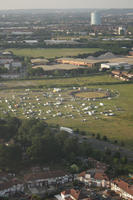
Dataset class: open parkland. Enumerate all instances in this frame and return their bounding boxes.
[0,74,133,149]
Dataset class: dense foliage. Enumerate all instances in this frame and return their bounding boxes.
[0,117,132,176]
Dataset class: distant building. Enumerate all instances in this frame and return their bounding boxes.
[100,62,132,71]
[56,58,94,68]
[118,26,126,35]
[91,12,101,25]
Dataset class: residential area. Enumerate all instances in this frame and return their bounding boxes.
[0,157,133,200]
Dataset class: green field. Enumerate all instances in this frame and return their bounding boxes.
[7,48,102,58]
[75,91,107,99]
[0,75,133,148]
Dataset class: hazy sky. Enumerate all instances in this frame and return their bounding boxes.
[1,0,133,9]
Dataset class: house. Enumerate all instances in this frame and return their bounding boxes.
[61,189,80,200]
[55,188,91,200]
[77,171,91,186]
[0,178,24,197]
[111,70,121,77]
[77,170,109,188]
[88,157,108,171]
[111,179,133,200]
[122,72,133,80]
[24,170,72,189]
[111,70,133,81]
[94,172,110,188]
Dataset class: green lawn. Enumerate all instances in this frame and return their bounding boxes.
[0,75,133,148]
[7,48,102,58]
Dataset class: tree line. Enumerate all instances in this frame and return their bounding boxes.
[0,116,132,177]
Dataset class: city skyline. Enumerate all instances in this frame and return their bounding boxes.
[0,0,133,10]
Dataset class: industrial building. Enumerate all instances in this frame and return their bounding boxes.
[100,62,132,71]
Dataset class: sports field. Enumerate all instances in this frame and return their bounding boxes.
[6,48,102,58]
[0,75,133,148]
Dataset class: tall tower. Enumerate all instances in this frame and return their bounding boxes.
[91,12,101,25]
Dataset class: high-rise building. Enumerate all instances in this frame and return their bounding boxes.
[91,12,101,25]
[118,26,126,35]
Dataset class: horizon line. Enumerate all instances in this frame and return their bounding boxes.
[0,8,133,11]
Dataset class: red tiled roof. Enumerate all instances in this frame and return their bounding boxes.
[24,170,67,182]
[62,190,70,195]
[94,172,109,181]
[61,189,80,200]
[112,179,133,196]
[65,197,73,200]
[70,189,80,200]
[78,171,86,178]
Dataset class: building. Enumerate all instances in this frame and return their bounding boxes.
[88,157,108,171]
[118,26,126,35]
[24,170,72,189]
[0,58,13,65]
[100,62,132,71]
[55,188,91,200]
[111,179,133,200]
[112,70,133,81]
[0,176,24,197]
[11,61,22,68]
[90,12,101,26]
[77,170,110,188]
[44,40,78,45]
[56,58,93,68]
[129,51,133,56]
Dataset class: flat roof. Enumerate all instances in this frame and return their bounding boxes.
[57,56,133,65]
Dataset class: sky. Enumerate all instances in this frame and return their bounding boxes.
[0,0,133,10]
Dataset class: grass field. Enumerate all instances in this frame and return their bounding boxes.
[75,91,107,99]
[0,75,133,148]
[6,48,102,58]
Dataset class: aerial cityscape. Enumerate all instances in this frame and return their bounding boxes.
[0,1,133,200]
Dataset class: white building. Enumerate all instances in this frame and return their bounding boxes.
[77,171,110,188]
[118,26,126,35]
[11,61,22,68]
[100,62,132,71]
[24,170,72,190]
[100,63,120,70]
[91,12,101,25]
[0,180,24,197]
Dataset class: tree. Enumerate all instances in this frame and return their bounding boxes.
[96,133,101,140]
[0,144,22,171]
[120,156,127,164]
[103,135,108,141]
[70,164,79,174]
